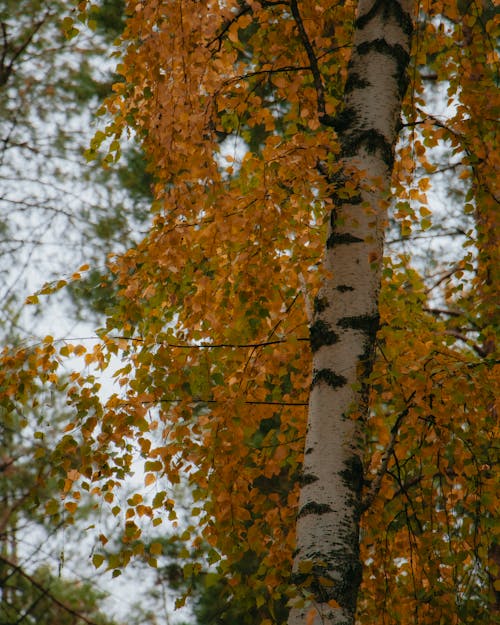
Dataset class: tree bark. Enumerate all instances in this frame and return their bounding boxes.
[289,2,415,624]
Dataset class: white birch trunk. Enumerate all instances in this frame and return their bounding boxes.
[289,2,415,624]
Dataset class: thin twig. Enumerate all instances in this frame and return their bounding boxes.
[441,330,488,358]
[0,555,102,625]
[222,64,312,86]
[205,3,252,50]
[158,398,308,407]
[424,307,464,318]
[112,335,309,349]
[361,392,416,513]
[290,0,334,125]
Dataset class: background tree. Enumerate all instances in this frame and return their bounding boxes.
[0,1,156,622]
[0,0,152,332]
[1,1,498,625]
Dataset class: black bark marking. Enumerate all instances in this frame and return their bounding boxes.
[311,368,347,389]
[290,561,335,604]
[329,206,338,227]
[298,501,332,518]
[318,113,337,127]
[338,314,380,375]
[336,284,354,293]
[344,71,370,94]
[364,129,394,167]
[356,39,410,91]
[299,473,319,486]
[340,455,365,499]
[336,560,363,615]
[342,128,394,168]
[296,548,361,617]
[337,313,380,336]
[356,0,413,37]
[331,107,356,133]
[326,232,364,249]
[313,295,329,314]
[310,320,339,352]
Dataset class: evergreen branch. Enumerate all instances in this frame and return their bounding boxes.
[0,555,102,625]
[0,14,48,87]
[0,22,8,76]
[10,16,48,65]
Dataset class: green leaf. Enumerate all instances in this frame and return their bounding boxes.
[92,554,105,569]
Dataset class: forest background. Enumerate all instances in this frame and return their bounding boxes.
[0,1,498,625]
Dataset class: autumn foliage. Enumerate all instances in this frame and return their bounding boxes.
[1,1,499,624]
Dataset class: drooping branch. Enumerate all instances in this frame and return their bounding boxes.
[205,3,252,50]
[289,0,334,126]
[361,391,415,512]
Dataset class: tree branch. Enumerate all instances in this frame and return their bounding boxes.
[424,306,464,318]
[361,392,416,513]
[0,555,103,625]
[111,335,309,349]
[441,329,488,358]
[289,0,334,125]
[158,397,308,407]
[205,3,252,50]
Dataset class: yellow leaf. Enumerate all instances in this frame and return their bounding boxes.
[150,542,163,556]
[45,499,59,515]
[145,473,156,486]
[419,205,432,217]
[64,501,78,514]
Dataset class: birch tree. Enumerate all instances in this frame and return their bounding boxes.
[289,3,415,624]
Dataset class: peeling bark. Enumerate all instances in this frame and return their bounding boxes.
[289,2,415,624]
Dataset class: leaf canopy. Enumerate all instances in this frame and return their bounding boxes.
[2,1,499,623]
